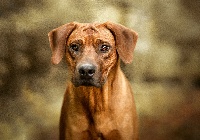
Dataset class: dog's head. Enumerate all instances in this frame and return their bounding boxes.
[48,22,138,87]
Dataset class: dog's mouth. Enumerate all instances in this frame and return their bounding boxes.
[72,76,106,88]
[73,79,101,88]
[79,79,96,86]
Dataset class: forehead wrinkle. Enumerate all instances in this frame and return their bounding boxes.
[82,24,99,35]
[68,24,115,46]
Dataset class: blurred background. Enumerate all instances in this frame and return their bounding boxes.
[0,0,200,139]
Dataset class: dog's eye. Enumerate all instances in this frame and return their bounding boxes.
[99,45,110,53]
[70,44,79,52]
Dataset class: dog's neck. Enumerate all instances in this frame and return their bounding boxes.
[68,61,122,114]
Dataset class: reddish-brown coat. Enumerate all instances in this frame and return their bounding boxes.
[48,22,138,140]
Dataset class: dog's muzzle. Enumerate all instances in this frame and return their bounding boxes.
[73,63,101,87]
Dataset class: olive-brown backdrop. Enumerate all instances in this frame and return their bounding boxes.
[0,0,200,139]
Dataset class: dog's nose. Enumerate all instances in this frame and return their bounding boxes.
[78,64,96,78]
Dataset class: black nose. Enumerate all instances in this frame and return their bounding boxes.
[78,64,96,79]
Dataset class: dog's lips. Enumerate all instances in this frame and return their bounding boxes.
[83,80,100,87]
[73,78,104,88]
[79,79,95,86]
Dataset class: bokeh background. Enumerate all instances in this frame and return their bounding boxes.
[0,0,200,139]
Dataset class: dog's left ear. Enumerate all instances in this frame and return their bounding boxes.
[48,22,77,64]
[104,22,138,64]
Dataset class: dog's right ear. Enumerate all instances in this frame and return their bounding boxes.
[48,22,77,64]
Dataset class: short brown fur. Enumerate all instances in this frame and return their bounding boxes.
[48,21,138,140]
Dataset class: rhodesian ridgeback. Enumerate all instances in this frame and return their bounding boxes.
[48,21,138,140]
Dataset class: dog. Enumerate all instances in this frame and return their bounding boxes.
[48,21,138,140]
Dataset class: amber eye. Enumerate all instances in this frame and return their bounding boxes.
[70,44,80,52]
[99,44,110,53]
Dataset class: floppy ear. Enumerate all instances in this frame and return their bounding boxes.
[48,22,77,64]
[104,21,138,64]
